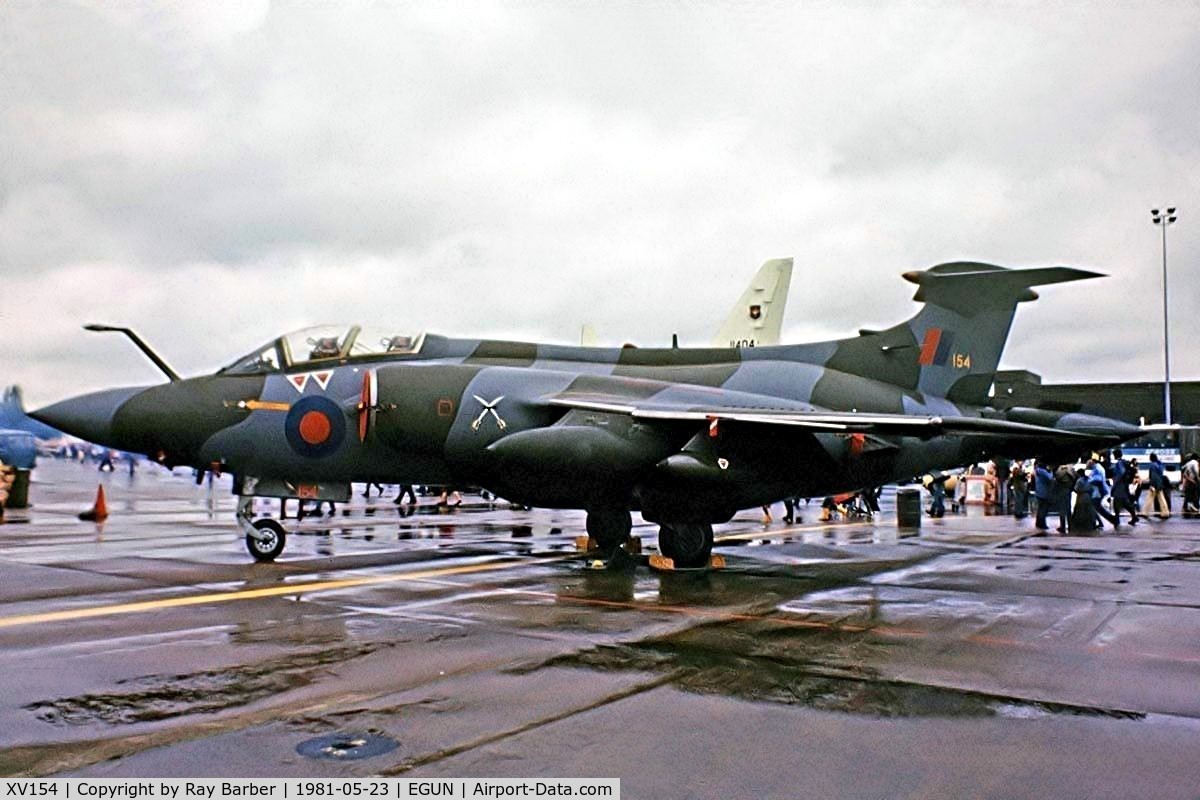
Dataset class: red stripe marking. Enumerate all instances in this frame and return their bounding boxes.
[359,370,371,442]
[918,328,942,366]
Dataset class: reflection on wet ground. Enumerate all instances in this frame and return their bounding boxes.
[540,626,1146,722]
[3,461,1200,796]
[27,643,383,726]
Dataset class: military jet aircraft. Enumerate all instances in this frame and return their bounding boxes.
[33,262,1142,566]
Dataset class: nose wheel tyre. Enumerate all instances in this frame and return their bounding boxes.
[657,523,714,569]
[246,518,287,562]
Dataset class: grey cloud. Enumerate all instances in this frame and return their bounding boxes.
[2,1,1198,406]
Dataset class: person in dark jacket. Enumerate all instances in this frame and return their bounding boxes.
[929,479,946,518]
[1145,453,1170,519]
[1087,458,1120,530]
[1009,461,1030,519]
[1052,464,1074,533]
[1110,449,1140,526]
[1071,469,1098,533]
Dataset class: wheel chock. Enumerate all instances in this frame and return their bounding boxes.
[648,553,726,572]
[587,559,608,570]
[648,554,675,571]
[577,536,641,555]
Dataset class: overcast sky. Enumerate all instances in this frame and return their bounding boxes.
[2,0,1198,408]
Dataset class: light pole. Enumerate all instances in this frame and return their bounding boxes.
[1150,207,1177,424]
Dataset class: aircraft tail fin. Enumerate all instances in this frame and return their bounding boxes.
[823,262,1102,405]
[0,385,25,423]
[580,324,598,347]
[0,384,65,440]
[712,257,793,348]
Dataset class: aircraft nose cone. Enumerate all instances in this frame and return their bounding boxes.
[30,386,147,447]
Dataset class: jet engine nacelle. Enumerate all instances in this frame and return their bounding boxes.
[481,412,678,508]
[487,424,651,475]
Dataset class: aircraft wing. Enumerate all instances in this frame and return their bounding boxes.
[548,396,1097,440]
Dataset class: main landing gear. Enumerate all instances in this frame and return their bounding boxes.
[656,522,714,569]
[585,507,633,554]
[585,507,716,569]
[237,496,287,562]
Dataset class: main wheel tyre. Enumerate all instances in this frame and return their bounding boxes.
[586,507,632,553]
[657,523,714,569]
[246,518,287,562]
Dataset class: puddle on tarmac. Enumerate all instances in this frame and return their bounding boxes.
[25,643,384,726]
[536,626,1146,722]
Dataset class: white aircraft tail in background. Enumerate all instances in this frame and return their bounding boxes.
[581,258,795,347]
[711,257,793,348]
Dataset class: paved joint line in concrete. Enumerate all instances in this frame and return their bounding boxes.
[381,673,677,775]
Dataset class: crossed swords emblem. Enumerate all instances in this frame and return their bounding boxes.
[470,395,507,431]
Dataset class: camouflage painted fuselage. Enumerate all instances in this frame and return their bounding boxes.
[35,262,1139,524]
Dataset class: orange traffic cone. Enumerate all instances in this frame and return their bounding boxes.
[79,484,108,522]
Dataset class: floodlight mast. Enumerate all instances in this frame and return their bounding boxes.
[1149,207,1177,425]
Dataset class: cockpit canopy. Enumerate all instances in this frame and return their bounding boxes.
[219,325,425,375]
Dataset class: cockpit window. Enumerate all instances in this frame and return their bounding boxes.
[308,336,341,359]
[347,327,426,358]
[282,325,359,367]
[218,325,426,375]
[219,342,282,375]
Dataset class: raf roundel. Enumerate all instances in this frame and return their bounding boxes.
[284,396,346,458]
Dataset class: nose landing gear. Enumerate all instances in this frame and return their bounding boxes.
[246,518,287,561]
[237,496,288,562]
